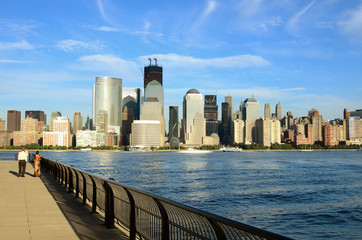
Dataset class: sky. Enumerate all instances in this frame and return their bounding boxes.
[0,0,361,126]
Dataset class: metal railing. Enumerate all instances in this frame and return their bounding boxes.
[41,157,293,240]
[0,152,17,161]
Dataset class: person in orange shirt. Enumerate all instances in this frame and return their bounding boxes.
[33,151,41,177]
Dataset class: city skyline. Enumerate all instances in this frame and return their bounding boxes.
[1,0,361,122]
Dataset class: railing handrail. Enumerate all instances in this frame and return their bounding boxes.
[41,156,293,240]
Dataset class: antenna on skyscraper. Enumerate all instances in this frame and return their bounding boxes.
[148,57,151,66]
[154,57,157,66]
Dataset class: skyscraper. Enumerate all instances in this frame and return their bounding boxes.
[225,96,234,119]
[7,110,21,132]
[122,88,141,145]
[241,97,260,121]
[25,110,46,124]
[204,95,218,136]
[276,103,282,120]
[93,77,122,134]
[181,89,205,145]
[169,106,179,139]
[144,80,164,114]
[144,58,162,88]
[49,111,61,131]
[221,102,230,144]
[73,112,83,135]
[264,103,271,119]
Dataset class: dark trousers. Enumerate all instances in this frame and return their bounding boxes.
[18,160,26,177]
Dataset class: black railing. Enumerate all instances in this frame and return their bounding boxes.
[41,157,293,240]
[0,152,17,160]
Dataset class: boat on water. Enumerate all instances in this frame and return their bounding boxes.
[219,147,243,152]
[80,148,92,151]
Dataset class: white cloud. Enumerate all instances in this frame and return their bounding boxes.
[96,26,122,32]
[0,59,30,63]
[286,0,315,35]
[338,4,362,40]
[0,40,34,50]
[57,40,104,52]
[140,53,270,68]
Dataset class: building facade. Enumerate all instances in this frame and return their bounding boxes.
[204,95,218,136]
[169,106,179,139]
[93,77,122,135]
[73,112,83,135]
[241,97,260,121]
[131,120,161,147]
[7,110,21,132]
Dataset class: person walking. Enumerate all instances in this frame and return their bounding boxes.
[18,148,28,177]
[33,151,41,177]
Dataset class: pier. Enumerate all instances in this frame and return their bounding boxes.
[0,161,127,239]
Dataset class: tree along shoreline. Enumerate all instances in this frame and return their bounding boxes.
[0,143,360,151]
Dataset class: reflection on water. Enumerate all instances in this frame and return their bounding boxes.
[38,150,362,240]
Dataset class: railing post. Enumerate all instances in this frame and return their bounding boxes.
[64,166,68,187]
[68,167,73,193]
[123,188,136,240]
[103,181,115,228]
[153,199,170,240]
[80,172,87,205]
[74,170,80,198]
[89,176,97,213]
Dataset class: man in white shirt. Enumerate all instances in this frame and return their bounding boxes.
[18,148,28,177]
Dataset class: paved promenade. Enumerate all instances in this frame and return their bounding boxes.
[0,161,128,240]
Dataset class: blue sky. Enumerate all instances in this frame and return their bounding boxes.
[0,0,361,125]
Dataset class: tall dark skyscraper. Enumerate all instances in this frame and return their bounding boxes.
[144,58,163,88]
[7,110,21,132]
[204,95,218,136]
[169,106,179,139]
[221,102,231,145]
[25,110,46,124]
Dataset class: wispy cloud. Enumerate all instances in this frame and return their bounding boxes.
[140,53,270,68]
[338,4,362,41]
[286,0,315,35]
[0,59,30,64]
[0,40,34,50]
[0,19,37,36]
[192,0,217,30]
[56,39,104,52]
[96,0,107,22]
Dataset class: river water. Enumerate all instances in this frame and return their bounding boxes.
[15,150,362,239]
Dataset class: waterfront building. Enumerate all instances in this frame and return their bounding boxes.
[0,118,5,131]
[287,111,294,129]
[308,109,323,143]
[84,115,92,130]
[264,103,271,119]
[43,117,72,147]
[144,80,164,115]
[276,103,282,120]
[350,109,362,118]
[73,112,83,135]
[49,111,61,131]
[295,123,313,145]
[225,96,234,120]
[202,133,220,145]
[13,117,42,146]
[25,110,46,125]
[232,119,245,144]
[204,95,218,136]
[181,89,206,145]
[221,102,231,145]
[7,110,21,132]
[169,106,180,139]
[244,120,256,144]
[323,123,338,146]
[144,58,162,88]
[96,110,108,133]
[93,77,122,135]
[122,88,141,145]
[139,97,165,146]
[255,118,281,147]
[130,120,161,147]
[241,97,260,121]
[0,131,10,147]
[347,117,361,140]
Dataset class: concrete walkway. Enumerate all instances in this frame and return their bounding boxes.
[0,161,128,240]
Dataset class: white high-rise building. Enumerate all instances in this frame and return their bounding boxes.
[181,89,206,145]
[241,97,260,121]
[93,77,122,134]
